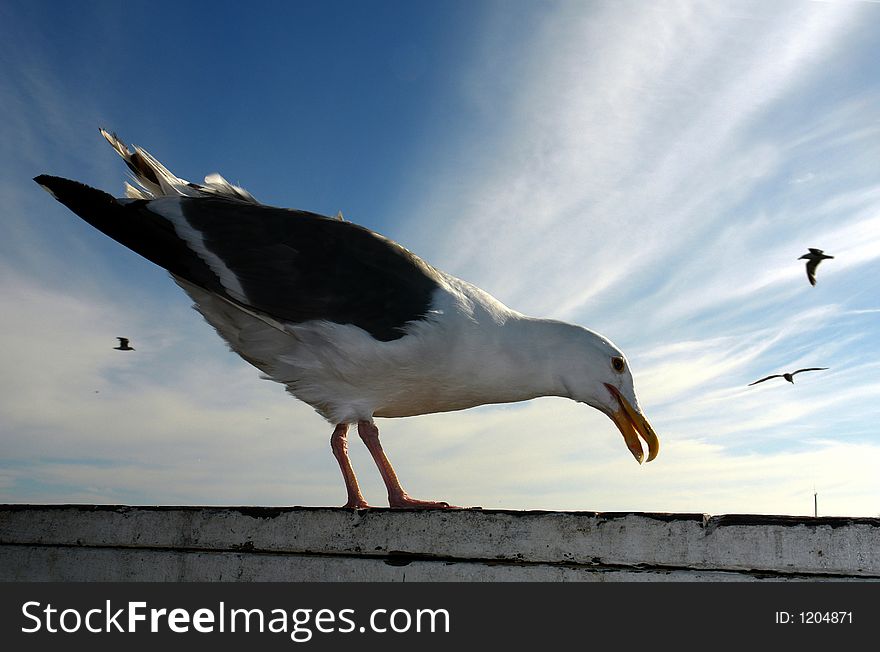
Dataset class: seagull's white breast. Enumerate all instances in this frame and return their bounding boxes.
[175,272,563,424]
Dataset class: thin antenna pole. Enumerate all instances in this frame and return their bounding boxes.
[814,492,818,518]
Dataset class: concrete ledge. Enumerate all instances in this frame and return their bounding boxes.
[2,505,879,581]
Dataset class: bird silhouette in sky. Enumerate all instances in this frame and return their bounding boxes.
[113,337,134,351]
[748,367,828,386]
[799,248,834,286]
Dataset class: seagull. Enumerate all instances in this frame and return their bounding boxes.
[799,248,834,286]
[35,129,660,509]
[748,367,828,386]
[113,337,135,351]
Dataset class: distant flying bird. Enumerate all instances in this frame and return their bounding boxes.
[799,248,834,286]
[113,337,134,351]
[35,129,660,509]
[748,367,828,386]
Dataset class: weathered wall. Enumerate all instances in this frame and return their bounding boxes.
[1,505,878,581]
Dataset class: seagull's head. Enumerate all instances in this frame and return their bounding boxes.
[561,328,660,465]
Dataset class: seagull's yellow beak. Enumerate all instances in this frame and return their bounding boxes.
[604,383,660,464]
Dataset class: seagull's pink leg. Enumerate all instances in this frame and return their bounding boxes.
[330,423,370,508]
[357,420,457,509]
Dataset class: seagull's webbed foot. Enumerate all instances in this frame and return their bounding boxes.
[387,492,458,510]
[357,420,459,510]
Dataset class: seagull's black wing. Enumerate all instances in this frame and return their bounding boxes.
[790,367,828,377]
[805,258,825,286]
[35,176,443,342]
[748,374,784,386]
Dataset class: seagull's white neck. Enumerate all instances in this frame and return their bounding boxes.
[433,313,582,408]
[496,315,584,399]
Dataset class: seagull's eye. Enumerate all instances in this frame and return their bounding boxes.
[611,356,625,373]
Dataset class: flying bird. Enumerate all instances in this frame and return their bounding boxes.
[748,367,828,386]
[35,129,660,509]
[113,337,134,351]
[799,248,834,286]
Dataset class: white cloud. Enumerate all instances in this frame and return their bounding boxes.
[402,1,862,317]
[361,399,880,517]
[0,266,339,502]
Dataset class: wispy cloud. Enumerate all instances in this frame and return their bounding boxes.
[0,266,337,503]
[403,1,864,314]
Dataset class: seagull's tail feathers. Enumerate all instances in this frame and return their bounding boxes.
[34,175,221,295]
[100,128,257,203]
[201,172,258,203]
[99,128,189,200]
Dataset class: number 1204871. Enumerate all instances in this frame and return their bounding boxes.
[776,611,853,624]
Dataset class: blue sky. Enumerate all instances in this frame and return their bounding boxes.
[1,0,879,516]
